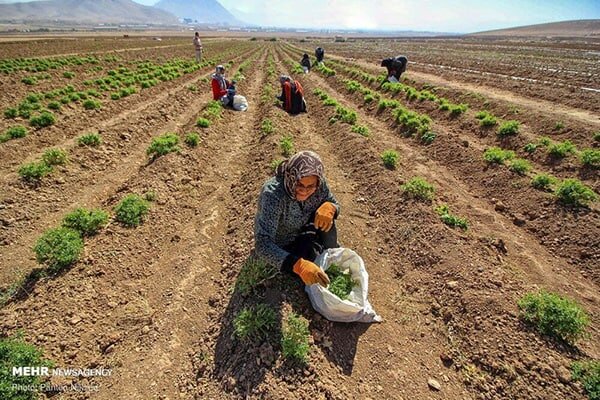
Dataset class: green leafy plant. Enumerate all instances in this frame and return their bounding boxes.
[508,158,531,175]
[82,99,102,110]
[594,132,600,142]
[571,360,600,400]
[233,304,276,341]
[18,161,53,182]
[29,111,56,128]
[4,107,18,119]
[146,133,180,159]
[548,140,576,158]
[484,147,515,164]
[0,333,54,400]
[5,125,28,139]
[196,117,210,128]
[448,103,468,116]
[555,179,597,207]
[280,135,294,157]
[524,143,538,154]
[381,149,399,169]
[261,118,274,135]
[34,227,83,272]
[497,120,520,137]
[531,173,557,191]
[401,177,435,201]
[420,131,436,144]
[270,158,283,172]
[62,208,109,236]
[47,101,61,111]
[63,71,75,78]
[554,121,565,131]
[281,313,310,363]
[435,204,468,230]
[114,194,150,227]
[77,133,101,146]
[518,290,590,344]
[475,111,498,127]
[184,132,200,147]
[580,149,600,168]
[351,124,370,137]
[42,148,67,166]
[538,136,552,146]
[235,257,278,296]
[326,263,356,300]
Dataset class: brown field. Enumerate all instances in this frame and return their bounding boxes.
[0,35,598,400]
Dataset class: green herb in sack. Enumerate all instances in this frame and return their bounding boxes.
[326,263,357,300]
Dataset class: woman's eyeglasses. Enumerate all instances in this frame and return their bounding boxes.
[296,182,318,192]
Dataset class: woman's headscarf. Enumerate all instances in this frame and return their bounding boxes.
[276,150,324,199]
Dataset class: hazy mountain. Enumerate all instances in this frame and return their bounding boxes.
[470,19,600,37]
[154,0,242,25]
[0,0,179,25]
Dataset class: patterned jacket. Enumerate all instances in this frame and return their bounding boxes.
[254,175,340,270]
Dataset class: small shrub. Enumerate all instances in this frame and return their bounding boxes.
[110,92,121,100]
[548,140,576,158]
[143,191,157,202]
[82,99,102,110]
[480,114,497,127]
[420,131,436,144]
[484,147,515,164]
[571,360,600,400]
[63,71,75,79]
[280,135,294,156]
[261,118,274,135]
[448,103,468,116]
[0,333,54,399]
[497,120,520,137]
[21,76,37,85]
[270,158,283,172]
[381,150,399,169]
[5,125,28,139]
[18,161,53,182]
[62,208,109,236]
[77,133,101,146]
[322,98,338,106]
[29,111,56,128]
[196,117,210,128]
[509,158,531,175]
[281,313,310,363]
[34,227,83,272]
[435,204,468,230]
[555,179,598,207]
[553,121,565,131]
[114,194,150,227]
[518,290,589,344]
[524,143,538,154]
[4,107,18,118]
[146,133,180,159]
[47,101,61,110]
[233,304,276,341]
[580,149,600,168]
[401,177,435,201]
[364,93,375,103]
[531,173,557,191]
[42,148,67,166]
[538,136,552,146]
[184,132,200,147]
[235,257,278,296]
[351,124,370,137]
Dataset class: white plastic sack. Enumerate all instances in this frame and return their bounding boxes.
[232,95,248,111]
[306,248,382,323]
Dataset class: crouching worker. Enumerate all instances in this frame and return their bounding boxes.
[315,47,325,65]
[254,151,340,287]
[277,75,307,115]
[211,64,233,103]
[381,55,408,83]
[300,53,311,73]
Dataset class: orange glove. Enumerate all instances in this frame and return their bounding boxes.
[293,258,330,287]
[314,202,336,232]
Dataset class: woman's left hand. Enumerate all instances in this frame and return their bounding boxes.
[314,202,336,232]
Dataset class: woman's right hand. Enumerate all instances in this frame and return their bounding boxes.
[293,258,330,287]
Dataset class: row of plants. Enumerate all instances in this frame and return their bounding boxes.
[0,54,106,74]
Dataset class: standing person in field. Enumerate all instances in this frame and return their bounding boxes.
[277,75,307,115]
[315,47,325,65]
[211,65,233,101]
[300,53,311,73]
[254,150,340,287]
[381,55,408,83]
[193,32,203,63]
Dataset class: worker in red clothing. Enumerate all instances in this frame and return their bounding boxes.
[211,65,233,101]
[277,75,307,115]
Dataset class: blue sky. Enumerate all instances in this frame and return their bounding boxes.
[2,0,599,32]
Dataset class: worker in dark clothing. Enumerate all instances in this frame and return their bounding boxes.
[381,55,408,82]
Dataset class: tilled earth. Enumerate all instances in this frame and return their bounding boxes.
[0,37,598,400]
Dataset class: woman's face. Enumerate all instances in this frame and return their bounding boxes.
[295,175,318,202]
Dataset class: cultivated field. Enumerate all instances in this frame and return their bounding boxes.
[0,36,599,400]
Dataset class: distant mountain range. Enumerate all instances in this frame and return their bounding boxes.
[0,0,244,26]
[154,0,241,25]
[470,19,600,37]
